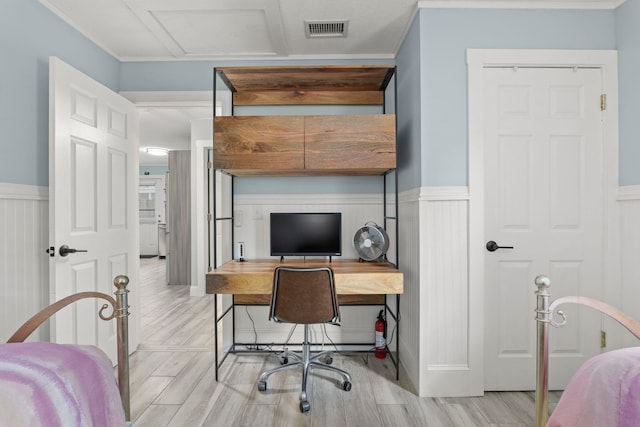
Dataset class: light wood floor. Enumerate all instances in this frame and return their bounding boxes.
[131,257,559,426]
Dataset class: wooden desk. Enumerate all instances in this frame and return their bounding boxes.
[206,259,403,380]
[206,259,403,300]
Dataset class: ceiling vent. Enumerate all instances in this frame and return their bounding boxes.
[305,20,348,38]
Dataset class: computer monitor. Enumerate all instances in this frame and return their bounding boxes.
[270,212,342,257]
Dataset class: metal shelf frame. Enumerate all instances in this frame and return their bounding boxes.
[210,66,401,381]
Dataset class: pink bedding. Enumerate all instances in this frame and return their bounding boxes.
[0,342,125,427]
[548,347,640,427]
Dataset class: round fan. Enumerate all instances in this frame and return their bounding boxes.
[353,222,390,261]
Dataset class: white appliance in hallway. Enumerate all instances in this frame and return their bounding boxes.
[139,175,166,257]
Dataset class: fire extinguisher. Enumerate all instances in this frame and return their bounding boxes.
[375,310,387,359]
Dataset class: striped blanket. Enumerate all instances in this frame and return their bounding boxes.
[0,342,125,427]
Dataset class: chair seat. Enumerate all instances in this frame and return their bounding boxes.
[258,267,352,413]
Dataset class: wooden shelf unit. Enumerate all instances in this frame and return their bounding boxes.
[211,64,401,380]
[213,65,397,176]
[215,65,395,106]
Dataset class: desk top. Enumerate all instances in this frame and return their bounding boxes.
[206,259,403,295]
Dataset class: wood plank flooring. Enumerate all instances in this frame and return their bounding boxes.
[131,257,559,426]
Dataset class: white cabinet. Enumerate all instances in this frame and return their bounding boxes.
[140,220,159,256]
[139,175,166,257]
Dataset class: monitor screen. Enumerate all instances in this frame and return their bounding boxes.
[270,212,342,257]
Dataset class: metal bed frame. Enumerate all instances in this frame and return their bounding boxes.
[534,275,640,427]
[6,275,131,421]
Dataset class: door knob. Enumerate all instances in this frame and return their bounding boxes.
[59,244,88,257]
[486,240,514,252]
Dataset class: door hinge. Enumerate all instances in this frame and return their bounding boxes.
[207,213,212,222]
[207,161,213,169]
[601,330,607,348]
[600,94,607,111]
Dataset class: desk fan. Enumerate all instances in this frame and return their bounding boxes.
[353,222,389,261]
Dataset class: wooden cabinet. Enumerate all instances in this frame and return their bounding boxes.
[214,116,304,174]
[304,114,395,173]
[213,65,396,176]
[214,114,395,175]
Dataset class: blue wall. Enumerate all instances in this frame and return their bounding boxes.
[419,8,616,186]
[395,14,422,192]
[616,0,640,185]
[2,2,635,189]
[0,0,120,186]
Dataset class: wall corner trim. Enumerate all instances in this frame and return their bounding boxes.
[419,186,469,201]
[0,183,48,200]
[617,185,640,201]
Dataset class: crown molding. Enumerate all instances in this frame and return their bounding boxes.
[119,91,212,106]
[418,0,625,9]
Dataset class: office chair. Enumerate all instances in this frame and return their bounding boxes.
[257,266,352,413]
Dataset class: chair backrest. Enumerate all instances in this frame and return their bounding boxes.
[270,266,340,325]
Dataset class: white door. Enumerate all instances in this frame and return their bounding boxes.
[49,57,139,363]
[483,67,603,390]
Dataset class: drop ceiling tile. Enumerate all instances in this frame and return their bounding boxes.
[153,9,276,56]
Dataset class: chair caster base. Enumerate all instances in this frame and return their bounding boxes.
[300,400,311,413]
[258,380,267,392]
[343,381,352,391]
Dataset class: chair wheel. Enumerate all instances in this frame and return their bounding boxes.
[258,380,267,392]
[343,381,352,391]
[280,356,289,365]
[300,400,311,413]
[324,355,333,365]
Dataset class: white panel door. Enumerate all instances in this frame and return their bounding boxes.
[49,57,139,363]
[483,67,603,390]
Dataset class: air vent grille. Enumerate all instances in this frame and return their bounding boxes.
[305,20,348,38]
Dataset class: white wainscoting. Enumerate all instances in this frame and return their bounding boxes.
[230,193,388,347]
[399,185,640,397]
[397,188,421,394]
[618,186,640,348]
[0,183,49,341]
[420,187,473,396]
[212,185,640,396]
[398,187,473,396]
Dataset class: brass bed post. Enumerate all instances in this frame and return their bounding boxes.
[535,275,551,427]
[113,275,131,421]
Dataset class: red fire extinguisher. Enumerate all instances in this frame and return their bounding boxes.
[375,310,387,359]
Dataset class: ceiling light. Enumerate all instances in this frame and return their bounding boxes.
[146,147,168,156]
